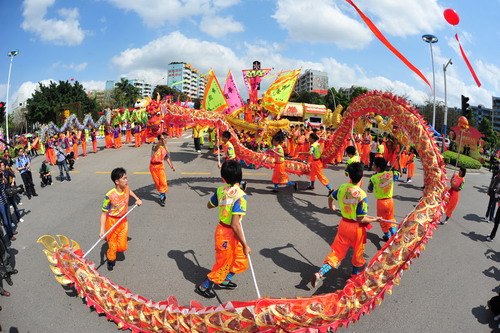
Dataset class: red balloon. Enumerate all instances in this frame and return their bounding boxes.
[444,9,460,26]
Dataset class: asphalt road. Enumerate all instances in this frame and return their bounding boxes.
[0,134,499,332]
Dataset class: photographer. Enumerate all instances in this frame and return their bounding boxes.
[0,161,17,241]
[15,148,38,199]
[39,161,52,187]
[1,160,24,224]
[55,144,72,182]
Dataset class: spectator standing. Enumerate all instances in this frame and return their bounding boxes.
[15,148,38,199]
[0,163,17,241]
[55,145,72,182]
[0,236,17,296]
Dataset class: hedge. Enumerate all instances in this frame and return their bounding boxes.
[443,151,482,169]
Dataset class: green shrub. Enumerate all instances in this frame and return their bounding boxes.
[443,151,482,169]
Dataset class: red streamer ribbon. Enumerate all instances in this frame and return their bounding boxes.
[345,0,431,88]
[455,33,482,87]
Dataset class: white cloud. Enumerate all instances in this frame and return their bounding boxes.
[105,0,240,28]
[199,15,244,38]
[21,0,85,46]
[111,31,244,77]
[273,0,373,49]
[51,62,88,72]
[362,0,444,37]
[81,80,106,92]
[477,61,500,92]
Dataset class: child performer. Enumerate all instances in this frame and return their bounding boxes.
[405,147,417,183]
[361,129,371,167]
[219,131,247,190]
[269,132,298,192]
[195,160,251,298]
[81,131,87,157]
[311,162,381,287]
[299,133,333,193]
[441,167,466,224]
[91,130,97,154]
[134,123,142,147]
[367,157,401,241]
[100,167,142,270]
[150,132,175,206]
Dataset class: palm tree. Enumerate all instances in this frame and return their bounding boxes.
[113,78,140,108]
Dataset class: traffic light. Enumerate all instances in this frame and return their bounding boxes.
[461,95,470,112]
[0,102,5,122]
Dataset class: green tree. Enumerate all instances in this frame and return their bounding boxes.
[111,78,140,108]
[478,118,498,151]
[26,80,99,125]
[289,91,325,105]
[152,85,189,102]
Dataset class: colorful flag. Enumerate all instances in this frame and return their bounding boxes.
[201,70,228,112]
[455,34,481,87]
[223,71,245,116]
[345,0,431,89]
[262,69,301,117]
[242,69,272,104]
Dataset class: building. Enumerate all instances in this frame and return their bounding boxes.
[87,90,106,106]
[471,97,500,132]
[293,69,329,95]
[105,79,153,98]
[167,62,207,98]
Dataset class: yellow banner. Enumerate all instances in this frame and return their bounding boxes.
[262,69,301,116]
[201,70,228,112]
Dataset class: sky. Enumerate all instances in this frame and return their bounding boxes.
[0,0,499,113]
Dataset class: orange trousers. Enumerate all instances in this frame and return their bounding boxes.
[324,218,366,268]
[445,190,460,218]
[407,162,415,178]
[92,140,97,153]
[73,143,78,158]
[272,163,289,184]
[377,198,396,233]
[207,223,249,284]
[46,148,56,165]
[105,135,112,148]
[361,144,370,165]
[81,141,87,156]
[114,136,122,148]
[105,215,128,261]
[150,163,168,193]
[134,133,141,147]
[125,130,132,143]
[310,159,329,186]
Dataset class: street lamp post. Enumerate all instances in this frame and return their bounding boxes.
[442,58,452,152]
[422,34,438,129]
[5,50,19,143]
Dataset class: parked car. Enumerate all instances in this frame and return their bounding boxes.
[435,136,450,148]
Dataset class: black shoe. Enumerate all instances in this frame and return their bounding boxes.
[33,193,38,197]
[27,196,31,200]
[382,235,389,242]
[294,183,298,192]
[194,285,216,298]
[4,276,13,286]
[159,198,165,207]
[306,185,315,190]
[216,281,237,290]
[241,181,247,191]
[328,189,335,197]
[7,269,18,275]
[107,260,115,271]
[271,189,279,193]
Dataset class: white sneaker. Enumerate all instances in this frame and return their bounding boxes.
[19,219,24,223]
[310,272,323,288]
[18,202,22,206]
[407,179,412,183]
[486,236,493,241]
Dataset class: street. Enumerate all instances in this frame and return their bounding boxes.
[0,134,498,332]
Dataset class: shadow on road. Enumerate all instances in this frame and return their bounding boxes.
[471,304,499,332]
[483,266,500,281]
[460,231,487,242]
[485,249,500,263]
[393,194,419,203]
[260,244,316,291]
[473,185,489,194]
[167,249,210,285]
[463,213,484,223]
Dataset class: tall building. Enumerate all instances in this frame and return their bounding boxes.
[105,79,153,98]
[167,62,207,98]
[472,97,500,132]
[294,69,329,95]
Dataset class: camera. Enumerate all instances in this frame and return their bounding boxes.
[6,184,24,198]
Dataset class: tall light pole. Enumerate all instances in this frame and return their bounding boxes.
[442,58,452,152]
[422,34,438,129]
[5,50,19,143]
